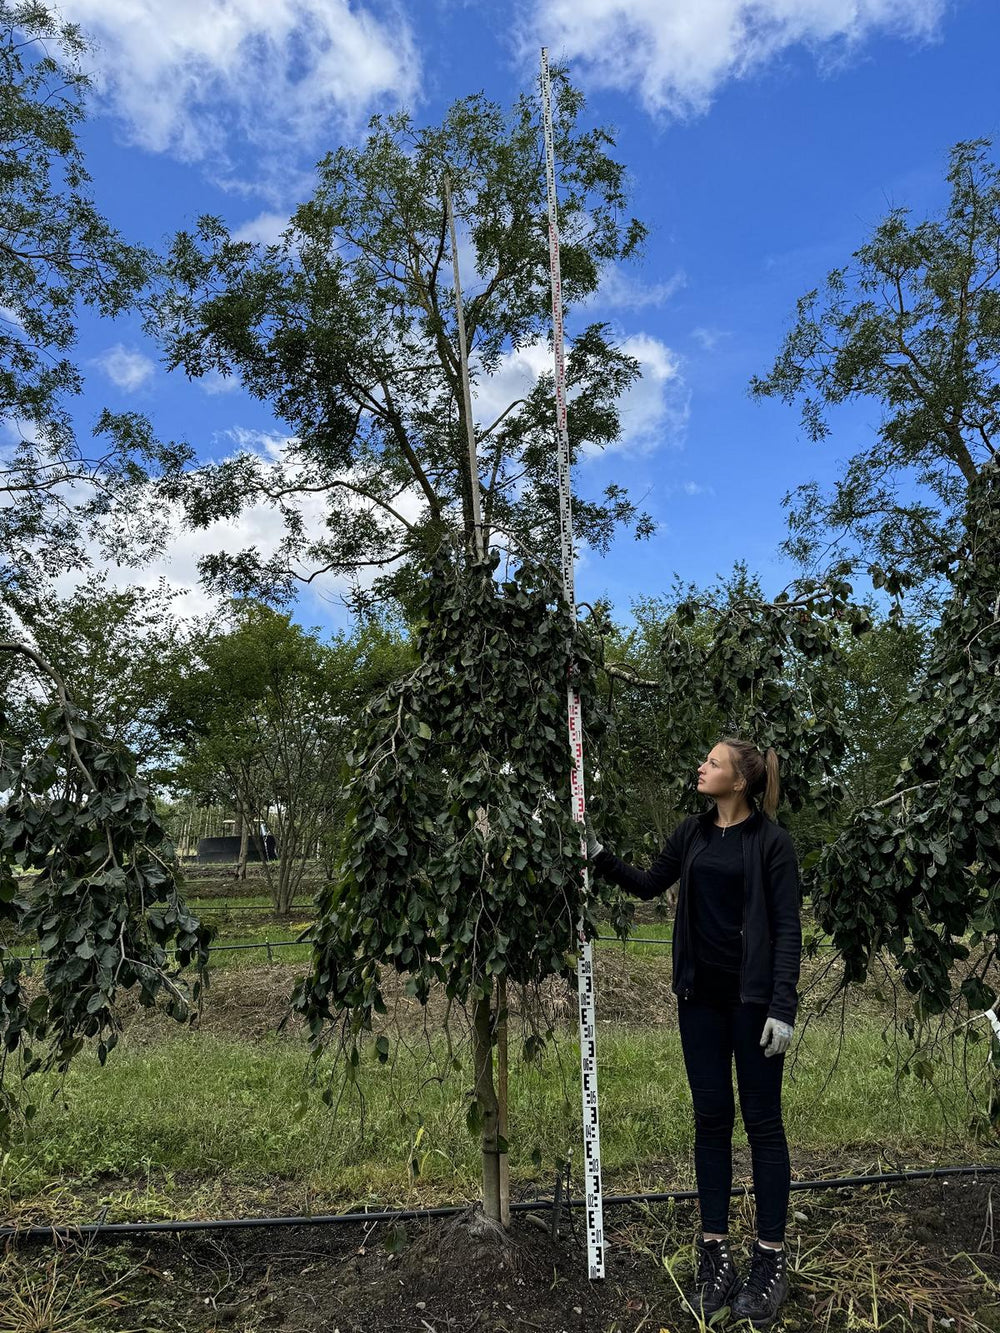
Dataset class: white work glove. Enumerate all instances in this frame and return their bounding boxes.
[760,1017,793,1057]
[583,813,603,860]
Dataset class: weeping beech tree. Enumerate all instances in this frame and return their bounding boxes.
[750,139,1000,1125]
[805,456,1000,1124]
[0,644,212,1137]
[151,65,661,1225]
[288,544,633,1222]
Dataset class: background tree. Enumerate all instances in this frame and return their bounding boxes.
[751,138,1000,627]
[586,566,780,852]
[151,68,653,617]
[604,564,869,860]
[816,607,932,817]
[1,577,194,782]
[165,605,415,913]
[584,559,906,863]
[0,1,189,595]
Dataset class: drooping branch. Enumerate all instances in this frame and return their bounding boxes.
[0,639,96,792]
[603,662,658,689]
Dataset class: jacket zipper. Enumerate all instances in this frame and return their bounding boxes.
[681,859,692,999]
[681,835,705,1000]
[739,833,748,1003]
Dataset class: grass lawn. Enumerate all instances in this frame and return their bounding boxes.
[4,1002,994,1224]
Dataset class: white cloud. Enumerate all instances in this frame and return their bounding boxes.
[94,344,156,391]
[692,326,730,351]
[469,331,687,459]
[216,426,294,462]
[586,265,686,311]
[47,428,428,623]
[233,211,291,245]
[471,341,553,436]
[527,0,944,116]
[1,417,39,446]
[609,332,688,455]
[60,1,421,178]
[0,305,24,332]
[199,369,243,396]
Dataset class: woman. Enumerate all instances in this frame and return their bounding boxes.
[587,737,801,1328]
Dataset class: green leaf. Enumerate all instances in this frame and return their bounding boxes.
[466,1100,484,1137]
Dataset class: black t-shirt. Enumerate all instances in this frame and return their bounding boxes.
[689,820,746,994]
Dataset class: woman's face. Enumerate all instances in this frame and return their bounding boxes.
[696,745,739,799]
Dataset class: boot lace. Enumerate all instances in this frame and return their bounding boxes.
[741,1246,782,1301]
[696,1243,731,1292]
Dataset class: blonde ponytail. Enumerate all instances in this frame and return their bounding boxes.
[718,736,781,819]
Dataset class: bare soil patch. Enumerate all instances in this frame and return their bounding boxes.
[102,945,873,1048]
[3,1167,998,1332]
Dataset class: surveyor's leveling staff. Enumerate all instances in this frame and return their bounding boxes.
[540,45,605,1282]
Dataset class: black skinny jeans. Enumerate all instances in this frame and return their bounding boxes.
[677,984,791,1242]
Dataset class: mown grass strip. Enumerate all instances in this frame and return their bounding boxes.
[4,1016,991,1219]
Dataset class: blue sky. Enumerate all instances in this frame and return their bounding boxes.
[52,0,999,634]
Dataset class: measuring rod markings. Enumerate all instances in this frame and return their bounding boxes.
[540,45,605,1282]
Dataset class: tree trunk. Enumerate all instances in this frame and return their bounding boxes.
[237,807,249,881]
[496,975,510,1227]
[472,983,502,1223]
[277,843,294,916]
[247,820,276,908]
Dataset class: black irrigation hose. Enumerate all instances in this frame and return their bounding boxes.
[3,1164,998,1242]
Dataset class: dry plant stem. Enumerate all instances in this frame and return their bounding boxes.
[443,172,485,562]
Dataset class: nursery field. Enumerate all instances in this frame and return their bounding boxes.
[4,9,1000,1330]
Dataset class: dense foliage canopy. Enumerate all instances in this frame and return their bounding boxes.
[809,457,1000,1020]
[289,546,631,1052]
[0,650,210,1135]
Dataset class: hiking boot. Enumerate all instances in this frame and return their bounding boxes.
[731,1241,789,1327]
[683,1236,741,1319]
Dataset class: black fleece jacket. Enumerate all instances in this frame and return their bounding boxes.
[592,801,802,1024]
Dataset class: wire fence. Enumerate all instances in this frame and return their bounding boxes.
[185,900,313,913]
[6,931,840,966]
